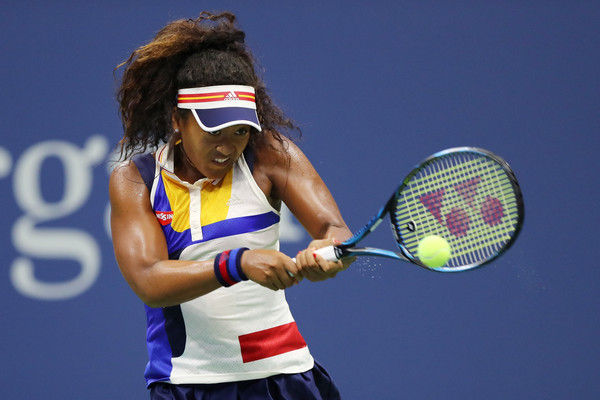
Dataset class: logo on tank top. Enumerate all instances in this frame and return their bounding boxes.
[155,211,173,226]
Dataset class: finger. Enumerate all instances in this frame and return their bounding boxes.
[293,249,315,278]
[285,257,303,282]
[263,282,280,291]
[341,255,357,269]
[311,252,342,280]
[266,262,297,290]
[281,258,302,286]
[289,251,304,278]
[270,270,289,290]
[298,253,325,281]
[313,251,342,271]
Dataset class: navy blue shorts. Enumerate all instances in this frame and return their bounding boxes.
[149,361,341,400]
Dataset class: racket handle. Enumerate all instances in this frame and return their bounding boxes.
[290,246,340,263]
[313,245,340,262]
[288,246,340,277]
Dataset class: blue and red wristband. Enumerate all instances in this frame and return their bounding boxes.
[214,248,249,287]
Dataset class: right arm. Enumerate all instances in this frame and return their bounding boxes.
[109,161,297,308]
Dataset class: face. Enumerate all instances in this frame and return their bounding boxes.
[175,113,251,180]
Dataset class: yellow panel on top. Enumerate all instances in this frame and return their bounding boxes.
[201,168,233,226]
[161,171,191,233]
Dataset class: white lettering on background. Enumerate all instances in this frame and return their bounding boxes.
[9,136,109,300]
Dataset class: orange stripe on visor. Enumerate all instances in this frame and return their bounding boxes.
[238,322,307,363]
[177,85,261,132]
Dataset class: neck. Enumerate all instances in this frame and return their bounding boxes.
[176,139,205,182]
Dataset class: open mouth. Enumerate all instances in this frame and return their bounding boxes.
[213,157,231,166]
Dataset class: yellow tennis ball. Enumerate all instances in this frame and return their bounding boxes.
[417,235,452,268]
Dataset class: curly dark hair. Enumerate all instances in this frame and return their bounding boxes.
[115,11,298,160]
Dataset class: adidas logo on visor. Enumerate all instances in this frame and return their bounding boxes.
[224,91,239,100]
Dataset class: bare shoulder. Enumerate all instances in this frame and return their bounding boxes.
[252,133,321,205]
[110,160,143,188]
[108,160,150,209]
[253,133,289,162]
[251,134,306,200]
[253,134,309,174]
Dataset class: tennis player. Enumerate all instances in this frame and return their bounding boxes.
[109,11,353,399]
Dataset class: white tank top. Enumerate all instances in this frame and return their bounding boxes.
[141,142,314,385]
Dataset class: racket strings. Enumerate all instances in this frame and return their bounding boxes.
[430,157,515,263]
[440,155,513,263]
[394,152,520,270]
[431,158,516,264]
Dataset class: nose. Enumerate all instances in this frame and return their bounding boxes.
[215,141,235,156]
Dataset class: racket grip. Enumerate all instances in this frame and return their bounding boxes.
[313,245,340,262]
[288,246,340,277]
[290,246,340,263]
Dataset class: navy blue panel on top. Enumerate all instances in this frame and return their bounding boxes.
[132,153,156,193]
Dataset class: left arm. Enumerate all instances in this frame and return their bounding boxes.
[253,135,353,281]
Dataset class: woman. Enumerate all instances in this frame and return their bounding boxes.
[110,11,352,399]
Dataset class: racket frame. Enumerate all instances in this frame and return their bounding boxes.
[331,147,524,272]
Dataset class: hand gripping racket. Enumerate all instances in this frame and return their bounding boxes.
[313,147,524,272]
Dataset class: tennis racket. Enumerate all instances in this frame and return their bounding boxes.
[311,147,524,272]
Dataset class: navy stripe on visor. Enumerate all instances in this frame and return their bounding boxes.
[193,107,261,132]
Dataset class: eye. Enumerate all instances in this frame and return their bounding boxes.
[235,127,249,136]
[208,130,222,136]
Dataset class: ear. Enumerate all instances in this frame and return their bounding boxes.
[172,107,182,132]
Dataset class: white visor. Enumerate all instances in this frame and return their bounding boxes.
[177,85,261,132]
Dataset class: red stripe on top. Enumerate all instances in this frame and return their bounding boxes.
[218,251,236,286]
[238,322,307,363]
[178,91,256,103]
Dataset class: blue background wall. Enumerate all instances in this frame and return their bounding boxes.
[1,1,599,399]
